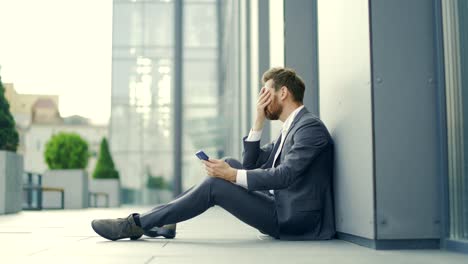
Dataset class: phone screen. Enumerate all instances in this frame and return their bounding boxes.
[195,150,209,161]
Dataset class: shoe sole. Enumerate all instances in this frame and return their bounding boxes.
[144,228,176,239]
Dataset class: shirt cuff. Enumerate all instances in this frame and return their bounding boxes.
[246,129,262,142]
[235,169,248,189]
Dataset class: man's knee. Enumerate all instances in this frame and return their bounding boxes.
[203,176,239,195]
[223,157,243,169]
[204,176,228,189]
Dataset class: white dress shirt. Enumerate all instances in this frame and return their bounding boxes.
[236,105,305,191]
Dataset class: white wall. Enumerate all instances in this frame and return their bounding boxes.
[249,0,260,126]
[268,0,285,140]
[317,0,375,239]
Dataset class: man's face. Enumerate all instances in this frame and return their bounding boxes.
[264,79,283,120]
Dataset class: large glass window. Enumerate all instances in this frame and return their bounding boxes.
[111,0,174,200]
[442,0,468,241]
[111,0,221,201]
[182,1,221,190]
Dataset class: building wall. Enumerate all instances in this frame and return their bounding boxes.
[316,0,442,243]
[370,0,440,239]
[268,0,285,141]
[4,83,61,155]
[257,0,271,144]
[317,0,375,239]
[284,0,319,116]
[4,83,59,128]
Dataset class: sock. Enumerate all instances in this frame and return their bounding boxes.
[132,213,142,227]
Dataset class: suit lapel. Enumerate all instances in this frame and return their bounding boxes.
[262,134,283,168]
[282,107,308,142]
[265,107,309,168]
[260,107,309,169]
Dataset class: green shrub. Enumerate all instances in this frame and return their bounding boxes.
[93,138,119,179]
[0,75,19,152]
[44,132,89,169]
[146,175,168,189]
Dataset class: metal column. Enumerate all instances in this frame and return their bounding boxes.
[173,0,183,196]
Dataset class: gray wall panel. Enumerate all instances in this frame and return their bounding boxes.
[258,0,271,144]
[284,0,319,116]
[370,0,440,239]
[317,0,375,239]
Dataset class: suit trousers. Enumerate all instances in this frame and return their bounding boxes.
[138,158,280,238]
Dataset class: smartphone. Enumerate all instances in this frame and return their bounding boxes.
[195,150,209,161]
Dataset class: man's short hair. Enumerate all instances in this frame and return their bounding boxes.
[262,67,305,103]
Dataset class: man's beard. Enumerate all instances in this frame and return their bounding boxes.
[264,97,282,120]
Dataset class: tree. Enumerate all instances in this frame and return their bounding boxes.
[93,138,119,179]
[0,74,19,152]
[45,132,89,169]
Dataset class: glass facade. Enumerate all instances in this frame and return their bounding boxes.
[111,0,175,195]
[181,0,221,189]
[443,0,468,241]
[111,0,221,198]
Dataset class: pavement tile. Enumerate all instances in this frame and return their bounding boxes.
[1,206,467,264]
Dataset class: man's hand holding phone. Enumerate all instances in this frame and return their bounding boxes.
[196,150,237,182]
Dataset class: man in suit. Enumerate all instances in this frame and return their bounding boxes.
[91,67,335,241]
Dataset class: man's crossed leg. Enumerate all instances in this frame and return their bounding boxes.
[91,159,279,240]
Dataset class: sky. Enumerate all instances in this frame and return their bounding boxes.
[0,0,113,125]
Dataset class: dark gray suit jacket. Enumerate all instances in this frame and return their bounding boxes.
[242,107,335,240]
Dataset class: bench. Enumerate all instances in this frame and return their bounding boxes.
[89,192,109,208]
[23,172,65,210]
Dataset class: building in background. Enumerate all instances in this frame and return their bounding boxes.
[4,83,60,128]
[110,0,221,200]
[31,98,62,124]
[4,83,60,154]
[5,83,107,176]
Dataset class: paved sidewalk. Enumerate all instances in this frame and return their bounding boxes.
[0,206,467,264]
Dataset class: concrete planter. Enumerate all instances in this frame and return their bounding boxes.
[42,169,88,209]
[0,151,23,214]
[89,178,121,207]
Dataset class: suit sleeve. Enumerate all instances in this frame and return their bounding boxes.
[246,120,329,190]
[241,136,276,170]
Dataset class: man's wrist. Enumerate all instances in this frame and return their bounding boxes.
[253,119,265,131]
[230,168,237,182]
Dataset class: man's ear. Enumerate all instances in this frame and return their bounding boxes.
[280,86,288,100]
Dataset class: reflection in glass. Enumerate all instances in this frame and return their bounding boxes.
[111,0,222,202]
[182,2,221,190]
[111,0,175,201]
